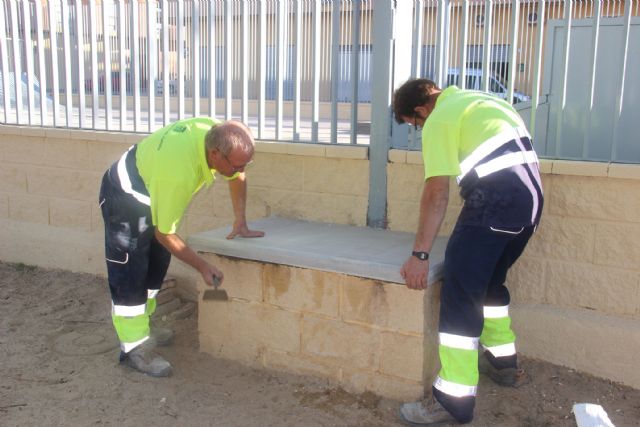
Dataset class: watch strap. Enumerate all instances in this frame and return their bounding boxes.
[412,251,429,261]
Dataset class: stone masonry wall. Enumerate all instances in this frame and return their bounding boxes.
[198,254,440,401]
[1,124,639,388]
[0,125,368,296]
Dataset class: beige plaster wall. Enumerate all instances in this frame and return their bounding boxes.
[388,151,640,388]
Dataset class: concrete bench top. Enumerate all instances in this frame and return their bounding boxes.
[187,217,447,285]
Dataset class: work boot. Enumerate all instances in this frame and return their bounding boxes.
[120,339,172,377]
[399,396,458,426]
[478,352,528,388]
[151,326,174,346]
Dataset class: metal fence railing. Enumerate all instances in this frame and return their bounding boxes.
[401,0,640,164]
[0,1,638,162]
[0,0,373,144]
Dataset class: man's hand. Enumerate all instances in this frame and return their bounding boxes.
[226,221,265,240]
[400,256,429,290]
[226,173,265,240]
[199,262,225,287]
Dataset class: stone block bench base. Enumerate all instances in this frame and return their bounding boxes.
[188,217,448,400]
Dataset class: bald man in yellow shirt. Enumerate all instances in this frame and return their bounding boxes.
[98,117,263,377]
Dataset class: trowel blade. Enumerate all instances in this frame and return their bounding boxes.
[202,275,229,301]
[202,289,229,301]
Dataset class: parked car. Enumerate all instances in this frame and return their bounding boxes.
[0,71,54,109]
[445,68,530,104]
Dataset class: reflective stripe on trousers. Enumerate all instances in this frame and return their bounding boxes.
[111,294,158,352]
[435,332,479,397]
[481,304,516,358]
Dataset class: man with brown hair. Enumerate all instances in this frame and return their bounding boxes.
[98,117,263,377]
[393,79,543,425]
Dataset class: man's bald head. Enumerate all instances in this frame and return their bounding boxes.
[205,120,255,157]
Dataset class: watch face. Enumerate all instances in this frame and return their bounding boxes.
[413,251,429,260]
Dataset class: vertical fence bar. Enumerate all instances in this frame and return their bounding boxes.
[103,0,113,130]
[208,0,216,119]
[529,0,545,139]
[89,1,98,128]
[276,0,286,139]
[193,1,200,118]
[293,0,302,141]
[412,0,424,78]
[258,0,266,138]
[369,0,394,227]
[434,0,449,87]
[177,0,185,119]
[554,0,573,157]
[520,0,530,96]
[582,0,601,158]
[610,0,633,161]
[22,0,35,124]
[0,3,9,123]
[61,0,73,126]
[496,1,505,84]
[349,0,361,145]
[75,0,86,128]
[311,0,320,142]
[118,0,126,130]
[449,0,456,75]
[459,0,469,88]
[506,0,520,104]
[241,0,248,125]
[48,0,60,126]
[369,0,412,225]
[481,0,493,92]
[409,0,424,150]
[147,0,157,131]
[34,0,47,126]
[10,1,23,124]
[162,0,169,125]
[330,0,340,143]
[224,0,232,120]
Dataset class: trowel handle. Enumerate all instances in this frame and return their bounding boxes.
[212,274,222,289]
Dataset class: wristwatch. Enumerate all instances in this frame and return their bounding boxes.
[412,251,429,261]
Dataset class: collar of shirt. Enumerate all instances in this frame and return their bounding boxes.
[434,85,460,110]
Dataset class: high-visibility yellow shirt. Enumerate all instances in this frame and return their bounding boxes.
[422,85,525,180]
[135,117,223,234]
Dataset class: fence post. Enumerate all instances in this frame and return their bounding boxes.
[368,0,412,229]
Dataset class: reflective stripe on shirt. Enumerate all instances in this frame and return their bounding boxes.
[117,146,151,206]
[457,126,532,184]
[475,150,539,178]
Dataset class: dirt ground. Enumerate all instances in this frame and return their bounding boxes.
[1,261,639,427]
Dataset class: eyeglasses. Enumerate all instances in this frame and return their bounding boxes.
[222,152,253,173]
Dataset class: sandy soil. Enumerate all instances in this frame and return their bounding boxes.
[1,261,639,427]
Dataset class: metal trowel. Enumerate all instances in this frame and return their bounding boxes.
[202,275,229,301]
